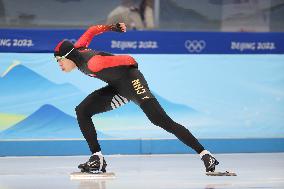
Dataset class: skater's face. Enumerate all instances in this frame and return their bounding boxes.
[56,57,77,72]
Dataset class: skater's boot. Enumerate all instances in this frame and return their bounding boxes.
[78,154,107,173]
[200,150,219,172]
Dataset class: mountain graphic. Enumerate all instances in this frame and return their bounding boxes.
[0,104,110,139]
[0,65,85,115]
[0,64,198,116]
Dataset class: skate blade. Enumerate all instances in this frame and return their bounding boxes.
[206,171,237,176]
[70,172,116,180]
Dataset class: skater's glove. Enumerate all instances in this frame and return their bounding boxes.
[110,23,126,33]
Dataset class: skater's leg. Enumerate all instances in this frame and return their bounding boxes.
[75,85,129,172]
[140,98,204,154]
[75,85,129,153]
[117,68,204,153]
[113,67,219,171]
[140,98,219,172]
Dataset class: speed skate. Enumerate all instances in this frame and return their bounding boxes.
[206,171,237,176]
[70,171,116,180]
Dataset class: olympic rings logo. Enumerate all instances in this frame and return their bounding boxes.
[185,40,206,53]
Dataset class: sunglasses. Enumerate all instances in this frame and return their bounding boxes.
[55,48,74,62]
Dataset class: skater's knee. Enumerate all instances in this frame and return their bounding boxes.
[75,105,84,116]
[75,104,92,117]
[148,113,175,132]
[140,98,175,132]
[148,113,164,126]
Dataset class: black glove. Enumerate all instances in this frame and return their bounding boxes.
[110,23,124,32]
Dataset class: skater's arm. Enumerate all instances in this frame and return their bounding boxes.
[87,55,136,73]
[74,23,126,48]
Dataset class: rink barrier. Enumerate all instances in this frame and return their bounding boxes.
[0,138,283,156]
[0,29,283,54]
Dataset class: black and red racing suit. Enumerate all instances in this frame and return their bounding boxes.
[55,25,205,154]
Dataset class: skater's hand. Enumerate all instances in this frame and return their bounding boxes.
[117,23,126,32]
[111,23,126,33]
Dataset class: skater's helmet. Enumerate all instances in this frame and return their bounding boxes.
[54,40,81,65]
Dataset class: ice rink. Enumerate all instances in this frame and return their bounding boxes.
[0,153,283,189]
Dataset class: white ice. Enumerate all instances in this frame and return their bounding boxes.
[0,153,283,189]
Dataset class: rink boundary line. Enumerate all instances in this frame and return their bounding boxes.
[0,138,177,141]
[1,137,284,141]
[2,152,284,159]
[1,138,284,156]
